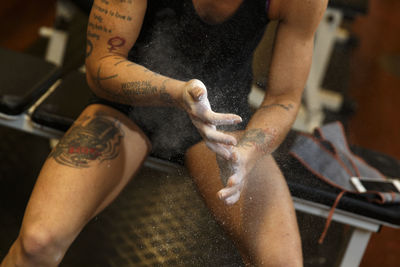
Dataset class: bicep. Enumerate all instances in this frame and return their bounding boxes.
[265,22,314,101]
[264,0,327,101]
[86,0,147,61]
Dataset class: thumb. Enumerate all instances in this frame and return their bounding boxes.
[187,79,207,101]
[189,86,206,101]
[206,111,242,125]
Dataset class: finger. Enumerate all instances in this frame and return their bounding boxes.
[230,149,239,163]
[217,185,239,200]
[203,126,238,145]
[225,191,241,205]
[227,174,242,187]
[203,110,242,126]
[193,120,237,146]
[205,141,232,160]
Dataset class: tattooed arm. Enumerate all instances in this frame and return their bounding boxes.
[217,0,328,204]
[241,0,328,153]
[85,0,182,106]
[85,0,242,157]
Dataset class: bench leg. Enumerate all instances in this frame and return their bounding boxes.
[340,227,372,267]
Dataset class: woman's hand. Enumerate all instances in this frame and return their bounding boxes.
[216,145,252,205]
[216,128,277,205]
[180,79,242,160]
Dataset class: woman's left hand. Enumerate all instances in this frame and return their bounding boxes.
[216,145,252,205]
[216,128,277,205]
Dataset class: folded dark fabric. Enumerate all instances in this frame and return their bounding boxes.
[289,121,400,243]
[290,121,400,204]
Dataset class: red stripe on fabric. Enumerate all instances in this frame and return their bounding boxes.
[314,124,357,177]
[318,190,346,244]
[371,192,385,204]
[347,153,361,177]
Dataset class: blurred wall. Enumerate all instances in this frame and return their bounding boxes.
[0,0,56,51]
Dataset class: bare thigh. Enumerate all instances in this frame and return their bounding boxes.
[185,141,302,265]
[19,104,151,250]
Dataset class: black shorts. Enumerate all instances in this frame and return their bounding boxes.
[88,94,251,165]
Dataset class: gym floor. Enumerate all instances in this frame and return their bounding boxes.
[1,0,399,266]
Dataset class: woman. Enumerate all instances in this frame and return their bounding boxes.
[1,0,327,265]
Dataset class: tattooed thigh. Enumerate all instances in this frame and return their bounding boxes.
[48,112,124,168]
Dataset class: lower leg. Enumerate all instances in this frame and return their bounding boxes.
[186,142,302,266]
[238,162,302,266]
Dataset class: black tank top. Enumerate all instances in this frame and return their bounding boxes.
[128,0,270,115]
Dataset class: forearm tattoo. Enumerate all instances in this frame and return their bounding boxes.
[121,79,174,104]
[237,128,277,155]
[158,79,174,104]
[95,62,174,104]
[121,80,158,97]
[259,103,294,111]
[48,112,124,168]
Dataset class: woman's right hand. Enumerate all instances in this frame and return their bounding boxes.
[180,79,242,160]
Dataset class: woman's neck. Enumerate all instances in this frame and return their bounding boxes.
[192,0,244,24]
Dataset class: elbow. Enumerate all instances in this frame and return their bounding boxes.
[264,91,302,108]
[85,57,95,86]
[85,59,100,96]
[85,68,98,96]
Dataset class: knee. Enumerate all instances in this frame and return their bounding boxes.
[269,256,303,267]
[253,253,303,267]
[256,244,303,267]
[18,225,65,264]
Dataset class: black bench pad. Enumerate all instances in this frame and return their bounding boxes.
[31,70,92,132]
[0,48,61,115]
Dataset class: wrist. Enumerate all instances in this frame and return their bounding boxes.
[237,127,277,157]
[172,80,188,109]
[177,79,206,109]
[158,79,185,107]
[236,144,261,164]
